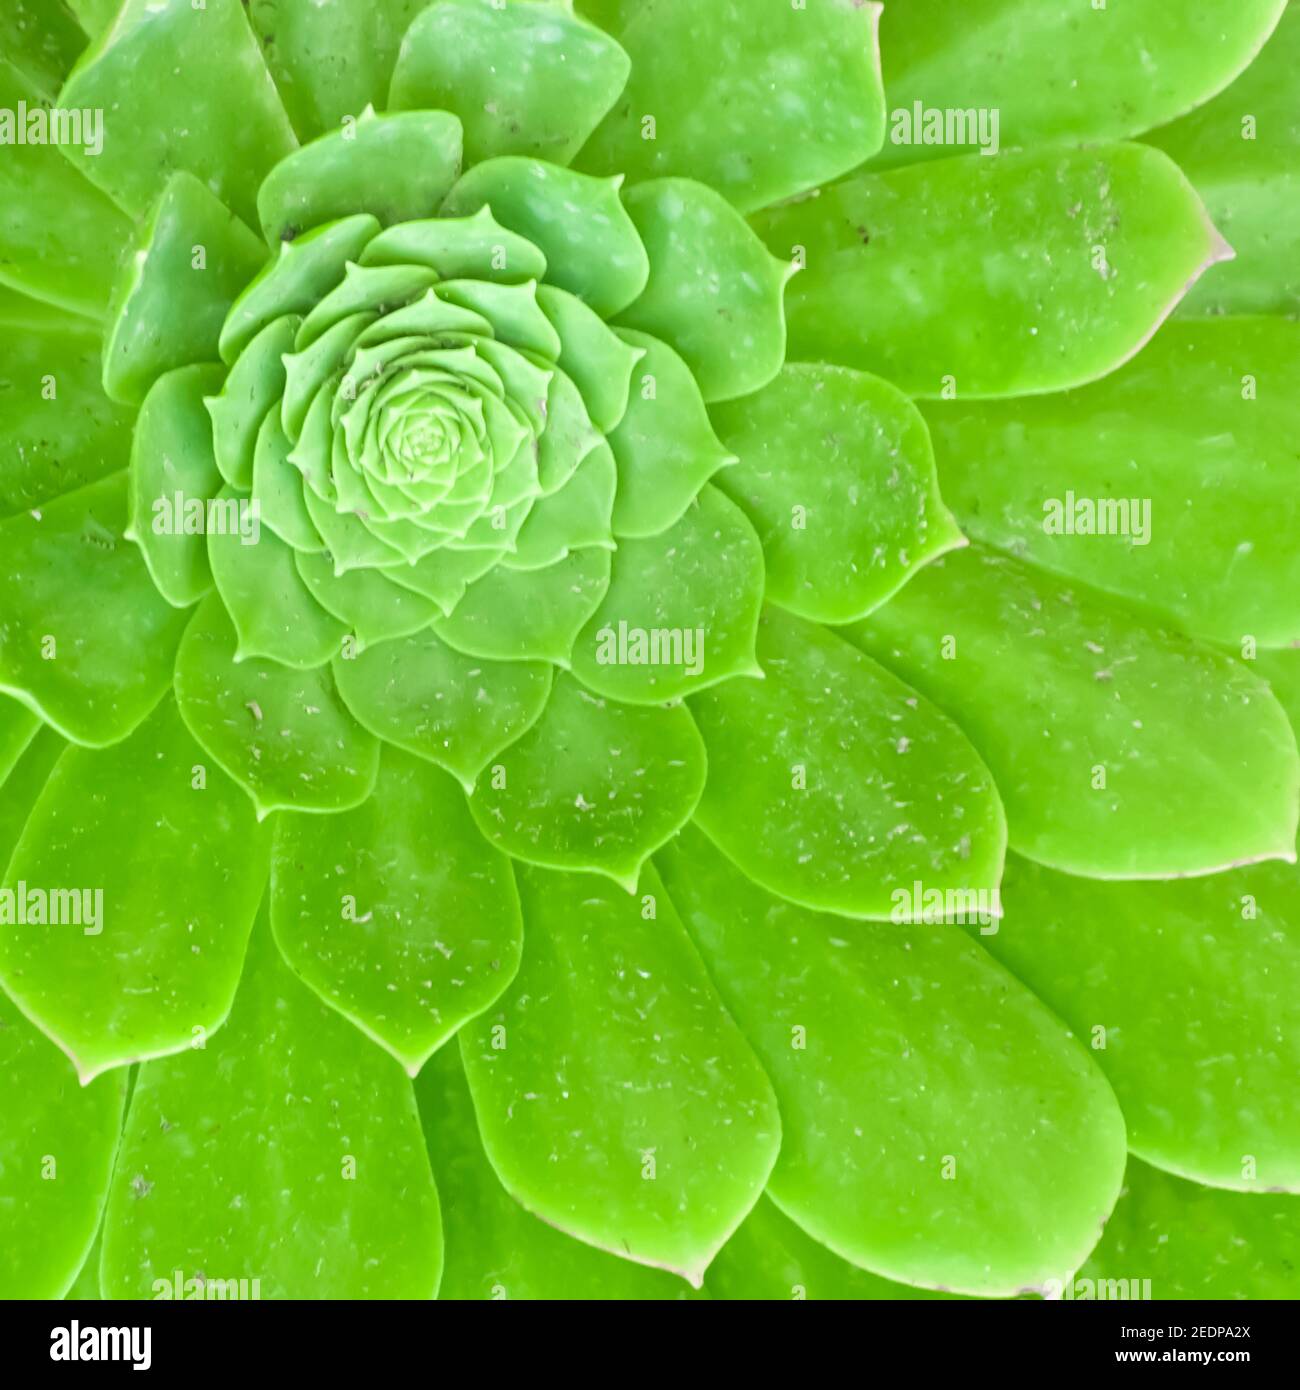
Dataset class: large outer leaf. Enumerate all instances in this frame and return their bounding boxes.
[0,63,132,319]
[0,474,190,748]
[0,714,125,1302]
[58,0,298,229]
[417,1044,701,1300]
[1,0,86,100]
[847,546,1300,878]
[248,0,432,140]
[1147,5,1300,317]
[0,314,135,522]
[578,0,886,214]
[657,826,1127,1298]
[869,0,1286,167]
[754,144,1227,399]
[989,854,1300,1193]
[1078,1159,1300,1300]
[712,364,963,625]
[100,911,443,1299]
[271,748,522,1075]
[0,699,268,1082]
[460,863,780,1286]
[926,317,1300,649]
[690,606,1006,920]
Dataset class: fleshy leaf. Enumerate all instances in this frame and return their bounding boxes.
[0,988,125,1300]
[754,143,1229,399]
[174,594,380,818]
[657,825,1127,1298]
[846,545,1300,878]
[295,552,440,650]
[435,547,611,666]
[0,315,134,521]
[389,0,630,168]
[0,63,132,319]
[924,316,1300,648]
[102,173,268,406]
[712,364,964,624]
[0,474,190,748]
[505,442,616,571]
[99,910,443,1300]
[0,697,38,788]
[707,1198,958,1303]
[126,363,227,608]
[608,330,735,539]
[1079,1159,1300,1300]
[417,1044,700,1300]
[990,854,1300,1192]
[578,0,887,214]
[689,606,1006,920]
[1,0,86,100]
[870,0,1287,168]
[0,726,63,872]
[333,631,551,792]
[442,158,648,318]
[460,862,780,1286]
[57,0,298,229]
[537,285,642,433]
[271,747,522,1075]
[571,486,765,703]
[246,0,432,140]
[0,698,269,1082]
[1148,5,1300,317]
[358,206,547,284]
[466,672,706,888]
[258,108,463,244]
[218,214,380,364]
[207,495,348,669]
[616,179,791,402]
[208,314,301,490]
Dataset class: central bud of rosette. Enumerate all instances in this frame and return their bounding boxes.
[199,198,632,664]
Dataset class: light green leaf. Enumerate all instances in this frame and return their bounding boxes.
[0,988,125,1300]
[0,63,132,319]
[990,854,1300,1193]
[102,173,268,406]
[870,0,1286,168]
[126,363,227,608]
[579,0,887,214]
[0,474,190,748]
[0,697,39,790]
[358,206,548,284]
[0,698,268,1082]
[271,747,522,1075]
[707,1198,959,1302]
[847,545,1300,878]
[1148,5,1300,317]
[536,285,641,433]
[258,109,463,244]
[608,329,735,539]
[389,0,630,168]
[207,494,348,668]
[294,552,440,650]
[246,0,431,140]
[0,315,134,522]
[218,214,379,364]
[712,364,964,624]
[925,317,1300,649]
[616,178,791,403]
[208,314,301,491]
[690,606,1006,920]
[467,672,706,887]
[417,1044,701,1300]
[174,593,380,818]
[0,726,63,873]
[1078,1159,1300,1300]
[1,0,87,100]
[755,143,1229,399]
[442,157,648,318]
[460,862,779,1286]
[435,546,611,666]
[333,630,551,792]
[57,0,298,230]
[658,825,1127,1298]
[571,486,764,703]
[504,442,616,571]
[100,910,443,1300]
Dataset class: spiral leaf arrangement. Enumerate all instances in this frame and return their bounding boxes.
[1,0,1298,1302]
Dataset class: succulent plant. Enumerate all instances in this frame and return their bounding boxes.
[1,0,1298,1303]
